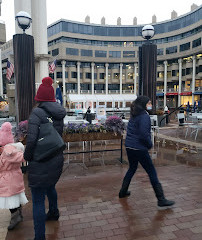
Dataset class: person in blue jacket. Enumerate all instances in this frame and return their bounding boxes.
[119,96,175,208]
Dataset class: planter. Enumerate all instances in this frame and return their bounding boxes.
[62,132,122,142]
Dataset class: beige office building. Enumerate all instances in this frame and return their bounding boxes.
[47,4,202,110]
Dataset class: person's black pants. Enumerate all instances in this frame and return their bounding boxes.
[124,148,159,186]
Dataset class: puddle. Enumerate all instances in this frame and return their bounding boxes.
[151,139,202,167]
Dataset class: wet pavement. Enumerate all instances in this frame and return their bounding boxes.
[2,122,202,240]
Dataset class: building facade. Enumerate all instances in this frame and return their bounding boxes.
[1,4,202,112]
[47,5,202,110]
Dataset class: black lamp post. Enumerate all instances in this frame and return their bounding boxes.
[13,11,35,123]
[139,24,157,113]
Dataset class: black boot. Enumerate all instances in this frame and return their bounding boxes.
[46,209,60,221]
[8,208,23,230]
[119,178,131,198]
[152,183,175,208]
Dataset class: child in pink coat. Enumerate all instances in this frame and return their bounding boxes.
[0,122,28,230]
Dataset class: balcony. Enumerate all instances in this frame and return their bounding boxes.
[66,90,77,94]
[167,88,178,93]
[181,87,191,92]
[108,90,120,94]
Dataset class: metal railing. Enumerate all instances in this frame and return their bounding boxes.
[159,105,182,127]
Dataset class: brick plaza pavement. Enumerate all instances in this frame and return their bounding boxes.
[5,158,202,240]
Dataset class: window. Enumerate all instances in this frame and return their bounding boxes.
[166,46,177,54]
[65,72,68,78]
[186,68,192,75]
[127,73,133,80]
[180,42,190,52]
[52,48,59,56]
[56,72,62,78]
[81,49,93,57]
[172,70,177,76]
[108,84,119,90]
[113,73,120,79]
[192,38,201,48]
[71,72,77,78]
[95,50,107,57]
[95,84,105,90]
[86,73,91,79]
[123,51,135,58]
[157,48,164,55]
[157,72,164,78]
[66,48,79,56]
[66,83,77,90]
[109,51,121,58]
[99,73,105,79]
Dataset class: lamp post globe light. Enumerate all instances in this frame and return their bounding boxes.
[142,25,155,40]
[13,11,35,123]
[15,11,32,33]
[138,24,157,114]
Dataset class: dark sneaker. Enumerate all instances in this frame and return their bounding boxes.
[158,199,175,209]
[119,191,131,198]
[46,209,59,221]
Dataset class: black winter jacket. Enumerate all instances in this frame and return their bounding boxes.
[24,102,66,188]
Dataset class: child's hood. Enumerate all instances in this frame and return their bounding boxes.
[3,142,24,156]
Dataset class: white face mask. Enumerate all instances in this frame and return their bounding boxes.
[147,106,152,110]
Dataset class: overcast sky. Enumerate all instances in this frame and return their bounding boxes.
[0,0,201,41]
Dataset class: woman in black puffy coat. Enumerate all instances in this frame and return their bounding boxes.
[24,77,66,240]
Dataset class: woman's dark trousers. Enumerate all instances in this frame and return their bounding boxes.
[31,185,58,240]
[119,148,159,197]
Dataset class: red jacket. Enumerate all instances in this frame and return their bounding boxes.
[0,143,25,197]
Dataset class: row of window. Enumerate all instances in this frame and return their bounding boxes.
[55,72,134,80]
[47,8,202,37]
[157,65,202,78]
[48,26,202,47]
[50,37,201,57]
[62,83,133,91]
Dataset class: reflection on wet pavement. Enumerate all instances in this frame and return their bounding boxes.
[4,133,202,240]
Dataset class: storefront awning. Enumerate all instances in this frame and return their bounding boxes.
[67,94,136,103]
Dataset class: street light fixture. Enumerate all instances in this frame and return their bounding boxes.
[142,25,155,40]
[13,11,35,123]
[139,24,157,113]
[15,11,32,34]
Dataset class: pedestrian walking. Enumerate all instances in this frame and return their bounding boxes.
[119,96,175,208]
[0,122,28,230]
[24,77,66,240]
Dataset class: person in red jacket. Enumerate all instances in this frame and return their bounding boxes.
[0,122,28,230]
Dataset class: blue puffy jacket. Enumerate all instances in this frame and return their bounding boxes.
[125,111,152,150]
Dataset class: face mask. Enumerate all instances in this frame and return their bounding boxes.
[147,106,152,110]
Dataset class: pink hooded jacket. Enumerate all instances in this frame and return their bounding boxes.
[0,143,25,197]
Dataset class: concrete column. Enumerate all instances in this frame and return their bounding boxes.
[192,56,196,104]
[120,63,123,94]
[14,0,32,35]
[91,62,95,94]
[105,63,109,94]
[62,60,66,107]
[54,69,57,83]
[178,58,182,107]
[31,0,49,82]
[134,63,137,95]
[0,49,3,96]
[163,61,168,108]
[77,62,81,94]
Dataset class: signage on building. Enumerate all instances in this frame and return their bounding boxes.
[180,92,192,96]
[166,93,178,96]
